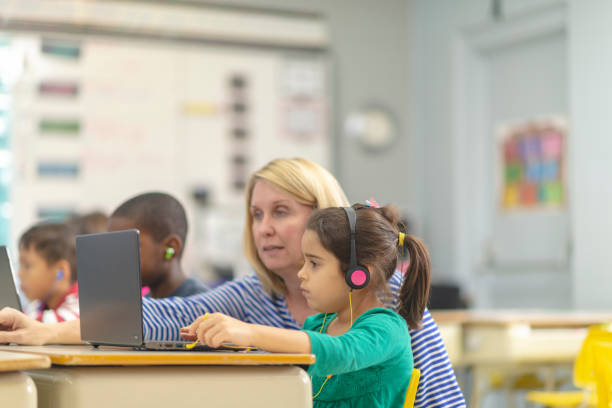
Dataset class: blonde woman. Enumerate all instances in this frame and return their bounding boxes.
[0,158,465,408]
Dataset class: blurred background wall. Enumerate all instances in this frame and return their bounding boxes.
[1,0,612,310]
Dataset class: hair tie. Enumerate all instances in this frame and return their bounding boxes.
[398,232,405,247]
[365,198,380,208]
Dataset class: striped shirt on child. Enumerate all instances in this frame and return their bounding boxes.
[24,283,79,324]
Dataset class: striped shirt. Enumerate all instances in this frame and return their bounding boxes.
[24,283,80,324]
[142,272,466,408]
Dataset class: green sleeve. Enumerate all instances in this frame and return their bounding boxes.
[304,309,410,377]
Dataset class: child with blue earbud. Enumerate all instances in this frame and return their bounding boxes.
[182,202,431,407]
[18,223,79,323]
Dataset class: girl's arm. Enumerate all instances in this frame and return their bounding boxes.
[183,312,311,353]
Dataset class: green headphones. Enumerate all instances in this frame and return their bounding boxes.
[164,247,175,260]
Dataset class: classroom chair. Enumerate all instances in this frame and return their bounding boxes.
[403,368,420,408]
[593,340,612,408]
[526,324,612,408]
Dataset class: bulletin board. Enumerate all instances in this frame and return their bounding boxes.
[0,4,331,279]
[499,118,566,210]
[489,116,569,268]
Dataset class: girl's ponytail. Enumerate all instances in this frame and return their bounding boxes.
[398,234,431,330]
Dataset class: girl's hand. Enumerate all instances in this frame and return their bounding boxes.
[179,325,197,341]
[181,313,311,353]
[180,313,209,341]
[181,313,254,348]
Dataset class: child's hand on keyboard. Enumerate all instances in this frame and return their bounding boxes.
[183,312,254,349]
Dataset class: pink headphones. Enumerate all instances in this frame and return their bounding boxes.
[342,207,370,290]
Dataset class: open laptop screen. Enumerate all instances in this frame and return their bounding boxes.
[76,230,144,347]
[0,246,22,310]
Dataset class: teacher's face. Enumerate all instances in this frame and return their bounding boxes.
[250,180,313,280]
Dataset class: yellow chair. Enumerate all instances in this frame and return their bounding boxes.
[403,368,421,408]
[526,324,612,407]
[593,340,612,408]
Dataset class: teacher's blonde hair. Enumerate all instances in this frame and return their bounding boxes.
[243,158,349,296]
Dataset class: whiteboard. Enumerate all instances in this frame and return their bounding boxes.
[5,32,331,278]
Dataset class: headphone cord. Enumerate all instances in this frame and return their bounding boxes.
[313,291,354,400]
[312,375,333,399]
[349,290,353,327]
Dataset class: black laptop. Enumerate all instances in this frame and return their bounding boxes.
[0,246,22,311]
[76,230,248,351]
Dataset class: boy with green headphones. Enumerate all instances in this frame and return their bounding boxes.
[107,192,208,298]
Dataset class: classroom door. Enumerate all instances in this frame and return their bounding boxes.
[454,5,571,309]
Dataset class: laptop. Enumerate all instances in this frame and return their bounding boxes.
[0,246,23,311]
[76,229,250,351]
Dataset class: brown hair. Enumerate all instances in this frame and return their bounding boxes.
[68,211,108,235]
[306,204,431,329]
[19,223,78,283]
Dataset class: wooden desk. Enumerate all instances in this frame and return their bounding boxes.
[432,310,612,365]
[431,310,612,408]
[0,345,314,408]
[0,351,50,408]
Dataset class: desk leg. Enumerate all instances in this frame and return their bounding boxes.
[543,365,556,390]
[0,371,37,408]
[502,370,516,408]
[470,365,486,408]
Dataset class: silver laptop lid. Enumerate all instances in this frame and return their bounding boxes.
[0,246,22,310]
[76,230,143,347]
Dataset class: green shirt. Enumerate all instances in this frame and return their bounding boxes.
[303,308,413,408]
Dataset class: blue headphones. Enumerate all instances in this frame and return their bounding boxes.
[342,207,370,290]
[41,269,65,304]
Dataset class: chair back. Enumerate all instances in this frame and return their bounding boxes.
[592,339,612,408]
[525,323,612,408]
[403,368,420,408]
[575,324,612,388]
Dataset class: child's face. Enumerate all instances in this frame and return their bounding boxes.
[18,246,59,301]
[107,216,165,287]
[297,229,348,313]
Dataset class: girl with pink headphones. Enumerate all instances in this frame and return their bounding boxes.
[183,203,431,408]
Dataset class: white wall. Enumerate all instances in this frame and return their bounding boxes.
[204,0,423,228]
[413,0,575,309]
[568,0,612,309]
[24,0,611,308]
[412,0,490,283]
[186,0,612,309]
[415,0,612,310]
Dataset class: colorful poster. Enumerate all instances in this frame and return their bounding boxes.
[499,118,566,210]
